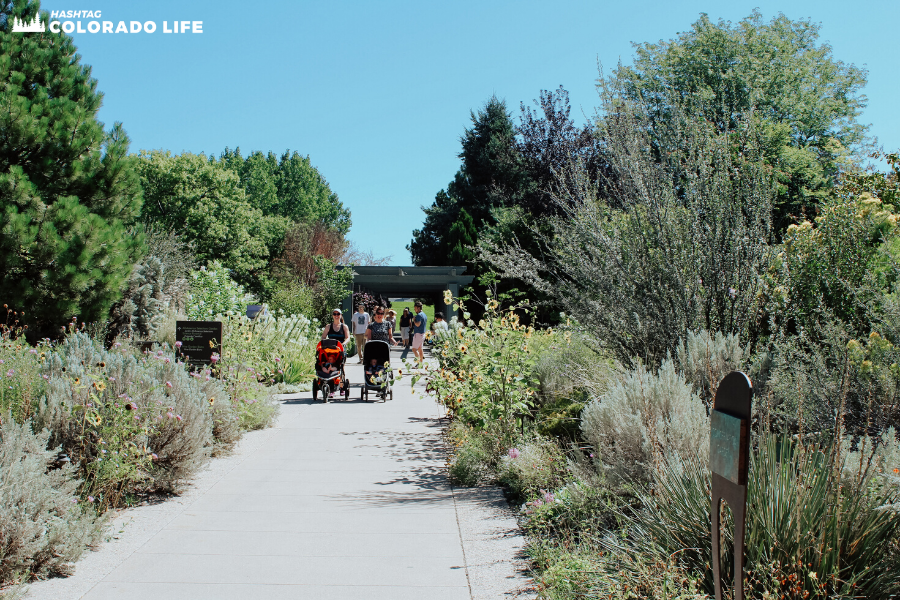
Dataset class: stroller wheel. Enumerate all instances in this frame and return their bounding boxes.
[322,383,331,402]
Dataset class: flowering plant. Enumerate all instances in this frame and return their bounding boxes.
[407,289,553,443]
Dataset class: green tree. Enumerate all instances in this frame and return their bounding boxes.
[137,151,285,296]
[0,0,144,330]
[614,10,869,232]
[446,208,477,267]
[409,96,525,266]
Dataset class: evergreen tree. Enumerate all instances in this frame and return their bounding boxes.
[446,208,477,267]
[0,1,144,330]
[409,96,526,266]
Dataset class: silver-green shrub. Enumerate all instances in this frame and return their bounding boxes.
[0,418,103,586]
[580,359,708,485]
[35,333,226,501]
[676,329,747,406]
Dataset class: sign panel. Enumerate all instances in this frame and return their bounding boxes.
[710,410,748,485]
[175,321,222,365]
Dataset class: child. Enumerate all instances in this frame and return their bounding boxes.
[365,358,385,384]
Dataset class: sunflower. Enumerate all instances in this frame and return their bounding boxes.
[93,381,106,392]
[93,415,102,426]
[458,344,468,353]
[208,397,215,406]
[73,377,81,385]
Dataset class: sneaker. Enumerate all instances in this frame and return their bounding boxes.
[329,391,335,398]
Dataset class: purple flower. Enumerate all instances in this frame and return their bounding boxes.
[87,496,94,503]
[543,491,555,503]
[165,381,173,388]
[175,414,182,422]
[274,357,281,363]
[166,412,174,419]
[210,353,220,364]
[508,448,520,459]
[175,341,183,348]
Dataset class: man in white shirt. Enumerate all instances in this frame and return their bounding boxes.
[353,304,370,363]
[432,312,449,342]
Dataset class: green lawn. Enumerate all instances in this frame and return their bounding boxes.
[389,301,435,328]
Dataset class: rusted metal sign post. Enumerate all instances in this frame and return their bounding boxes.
[710,371,752,600]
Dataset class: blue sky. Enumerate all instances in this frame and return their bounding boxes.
[46,0,899,265]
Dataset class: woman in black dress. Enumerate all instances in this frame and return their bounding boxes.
[365,308,396,346]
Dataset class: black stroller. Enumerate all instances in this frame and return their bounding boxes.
[313,339,350,402]
[361,339,393,402]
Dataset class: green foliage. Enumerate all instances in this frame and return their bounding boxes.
[137,150,286,296]
[0,417,104,588]
[311,256,352,321]
[0,2,144,332]
[773,193,899,337]
[217,311,318,387]
[446,422,492,487]
[600,436,900,598]
[409,96,525,267]
[614,10,870,231]
[185,261,256,321]
[220,148,350,234]
[446,208,477,267]
[482,87,774,368]
[267,280,315,321]
[418,291,543,441]
[497,436,567,504]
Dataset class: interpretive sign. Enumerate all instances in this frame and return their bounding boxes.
[710,371,752,600]
[175,321,222,365]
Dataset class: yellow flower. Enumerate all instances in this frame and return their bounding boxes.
[93,415,102,426]
[74,377,81,385]
[458,344,468,353]
[444,297,452,305]
[208,397,215,406]
[93,381,106,392]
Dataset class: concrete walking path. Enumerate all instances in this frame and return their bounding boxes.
[25,349,534,599]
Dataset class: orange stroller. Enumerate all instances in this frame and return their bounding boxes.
[313,339,350,402]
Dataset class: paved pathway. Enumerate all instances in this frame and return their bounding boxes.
[26,348,533,599]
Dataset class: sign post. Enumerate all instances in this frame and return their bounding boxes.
[175,321,223,366]
[710,371,752,600]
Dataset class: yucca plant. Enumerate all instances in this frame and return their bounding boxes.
[598,434,900,598]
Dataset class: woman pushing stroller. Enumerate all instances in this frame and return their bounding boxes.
[322,308,350,344]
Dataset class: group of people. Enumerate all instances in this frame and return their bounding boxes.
[321,302,434,363]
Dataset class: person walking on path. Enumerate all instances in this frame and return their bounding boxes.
[352,304,370,363]
[321,309,350,344]
[399,307,412,348]
[385,309,397,344]
[411,302,428,364]
[366,307,397,346]
[431,312,449,342]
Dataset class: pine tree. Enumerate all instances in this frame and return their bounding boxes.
[409,96,526,266]
[446,208,477,267]
[0,1,144,331]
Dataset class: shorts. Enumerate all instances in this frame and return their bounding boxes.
[411,333,424,349]
[400,328,409,342]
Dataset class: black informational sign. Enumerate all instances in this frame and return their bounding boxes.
[175,321,223,365]
[710,371,752,600]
